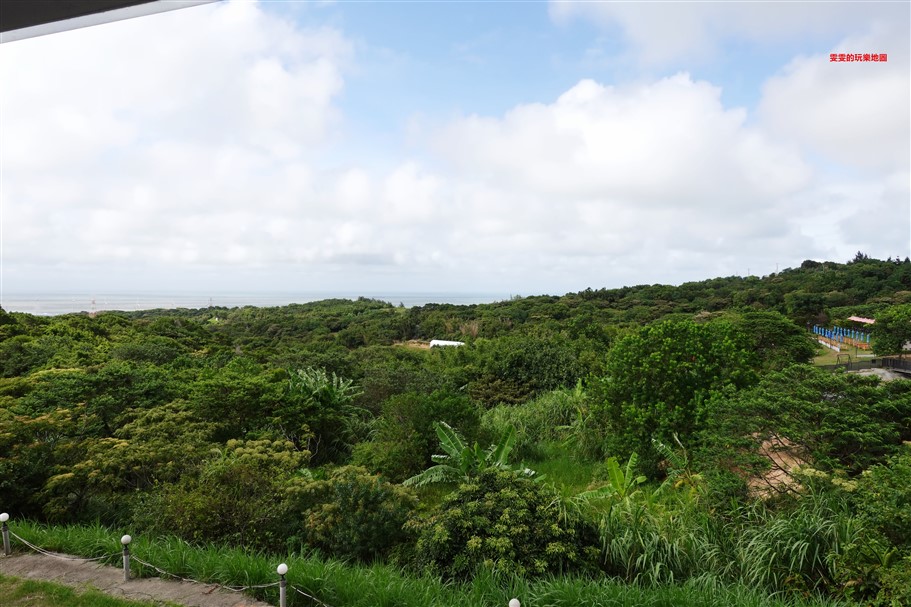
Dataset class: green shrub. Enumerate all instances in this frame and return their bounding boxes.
[289,465,416,562]
[352,346,444,411]
[408,469,597,579]
[872,304,911,355]
[831,531,900,605]
[279,366,365,463]
[598,319,757,475]
[698,366,911,502]
[403,422,539,488]
[876,555,911,606]
[853,447,911,549]
[467,334,584,407]
[731,310,816,371]
[134,438,309,550]
[110,336,187,365]
[431,333,585,408]
[352,390,480,482]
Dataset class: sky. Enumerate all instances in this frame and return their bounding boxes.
[1,0,909,299]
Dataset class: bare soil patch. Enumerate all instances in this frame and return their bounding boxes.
[394,340,431,350]
[747,435,808,499]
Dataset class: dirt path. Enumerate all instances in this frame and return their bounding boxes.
[0,553,274,607]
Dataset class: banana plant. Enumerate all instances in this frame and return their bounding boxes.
[403,422,538,487]
[569,452,646,505]
[552,452,646,524]
[653,433,704,498]
[604,452,647,500]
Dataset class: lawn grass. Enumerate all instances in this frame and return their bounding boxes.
[812,343,870,366]
[527,441,602,497]
[0,574,179,607]
[5,521,844,607]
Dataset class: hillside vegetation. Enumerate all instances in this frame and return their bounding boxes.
[1,254,910,606]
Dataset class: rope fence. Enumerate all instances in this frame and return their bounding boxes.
[130,553,280,592]
[0,513,329,607]
[1,513,525,607]
[8,530,117,563]
[291,584,336,607]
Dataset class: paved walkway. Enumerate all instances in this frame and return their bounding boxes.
[0,552,274,607]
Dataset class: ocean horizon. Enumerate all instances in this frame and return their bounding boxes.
[0,291,514,316]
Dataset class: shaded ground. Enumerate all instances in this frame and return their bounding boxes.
[0,553,273,607]
[748,435,807,498]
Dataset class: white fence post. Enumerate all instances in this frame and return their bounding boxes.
[121,535,132,581]
[1,513,10,556]
[277,563,288,607]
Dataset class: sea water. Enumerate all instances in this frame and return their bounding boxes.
[0,292,511,316]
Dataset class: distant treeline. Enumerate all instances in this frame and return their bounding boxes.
[88,253,911,340]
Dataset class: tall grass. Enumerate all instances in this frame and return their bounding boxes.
[481,386,584,459]
[734,495,858,593]
[595,487,860,596]
[529,441,603,496]
[598,494,724,585]
[6,521,842,607]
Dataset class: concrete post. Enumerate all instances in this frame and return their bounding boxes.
[1,513,10,556]
[121,535,132,581]
[277,563,288,607]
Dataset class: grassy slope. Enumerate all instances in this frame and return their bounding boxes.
[6,522,842,607]
[812,342,877,366]
[0,574,179,607]
[528,441,604,496]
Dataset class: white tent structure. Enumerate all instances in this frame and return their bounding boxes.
[429,340,464,348]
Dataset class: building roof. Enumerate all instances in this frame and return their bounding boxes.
[847,316,876,325]
[429,340,465,348]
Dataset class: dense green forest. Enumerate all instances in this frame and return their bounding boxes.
[2,255,911,606]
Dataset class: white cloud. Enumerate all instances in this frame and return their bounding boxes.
[337,73,826,289]
[751,22,911,264]
[381,162,442,224]
[758,23,910,173]
[434,74,812,208]
[0,0,352,278]
[1,1,907,297]
[781,170,910,263]
[550,0,905,67]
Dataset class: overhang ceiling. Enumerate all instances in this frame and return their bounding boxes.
[0,0,215,43]
[1,1,159,33]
